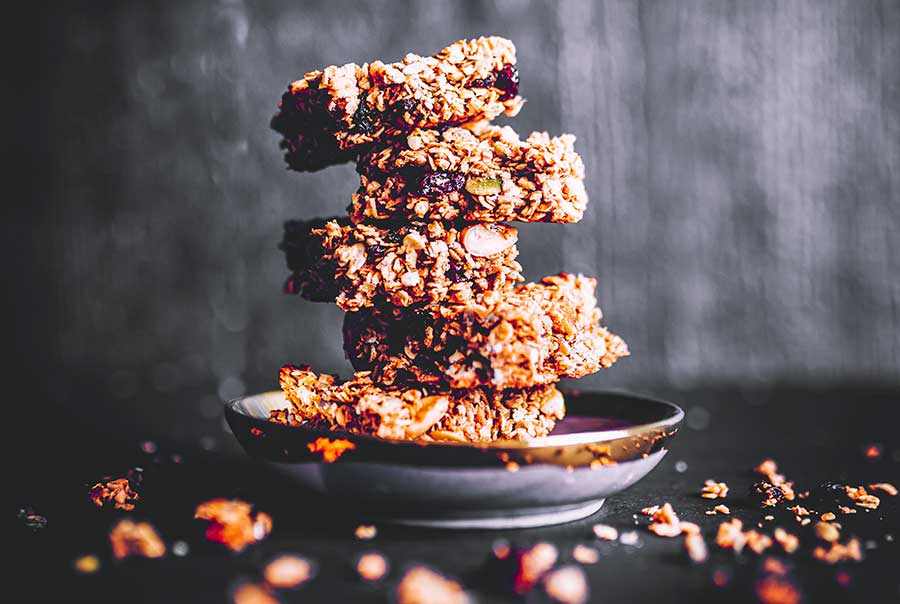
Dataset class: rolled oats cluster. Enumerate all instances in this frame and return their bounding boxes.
[344,274,628,390]
[353,124,587,223]
[270,37,626,442]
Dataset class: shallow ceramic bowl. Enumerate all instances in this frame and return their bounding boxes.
[225,390,683,529]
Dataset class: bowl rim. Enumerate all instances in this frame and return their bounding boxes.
[225,389,684,450]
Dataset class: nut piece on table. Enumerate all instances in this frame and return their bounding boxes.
[396,566,470,604]
[461,224,518,257]
[195,499,272,552]
[109,519,166,559]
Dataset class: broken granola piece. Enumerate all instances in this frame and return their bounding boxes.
[685,533,708,563]
[272,37,523,172]
[357,552,388,582]
[353,125,586,224]
[194,499,272,552]
[814,521,840,543]
[396,566,470,604]
[263,555,315,588]
[277,365,565,442]
[512,543,559,594]
[307,437,355,462]
[280,217,522,311]
[867,482,897,496]
[773,528,799,554]
[745,530,774,554]
[754,482,786,507]
[543,566,589,604]
[813,538,864,564]
[716,519,747,553]
[73,554,101,574]
[700,480,729,499]
[713,504,731,515]
[571,545,599,564]
[592,524,618,541]
[109,519,166,559]
[345,273,628,389]
[755,575,801,604]
[89,477,140,511]
[231,582,279,604]
[355,524,377,540]
[845,485,880,510]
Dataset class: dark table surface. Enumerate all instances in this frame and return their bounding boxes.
[13,385,900,603]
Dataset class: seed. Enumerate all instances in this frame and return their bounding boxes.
[465,176,503,196]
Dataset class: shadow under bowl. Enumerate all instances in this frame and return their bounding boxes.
[225,390,683,529]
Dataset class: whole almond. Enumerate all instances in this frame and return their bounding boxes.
[461,224,517,257]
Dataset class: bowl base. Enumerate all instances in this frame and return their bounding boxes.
[380,499,605,530]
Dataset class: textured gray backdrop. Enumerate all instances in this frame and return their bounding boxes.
[30,0,899,439]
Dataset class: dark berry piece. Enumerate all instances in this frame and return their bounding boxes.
[752,482,785,503]
[387,98,418,130]
[493,64,519,100]
[368,244,388,257]
[283,274,302,295]
[418,171,466,197]
[469,74,494,88]
[445,262,464,283]
[352,92,378,135]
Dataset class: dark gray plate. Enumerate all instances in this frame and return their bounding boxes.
[225,390,683,528]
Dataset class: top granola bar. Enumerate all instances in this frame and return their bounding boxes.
[352,123,587,223]
[271,37,524,172]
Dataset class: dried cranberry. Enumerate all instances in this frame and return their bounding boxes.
[418,171,465,197]
[368,244,388,257]
[352,92,378,135]
[283,274,302,295]
[383,230,404,245]
[493,64,519,100]
[386,98,417,130]
[445,262,464,283]
[469,74,494,88]
[752,482,785,503]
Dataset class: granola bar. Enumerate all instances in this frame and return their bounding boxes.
[276,365,565,442]
[343,274,628,389]
[352,124,587,223]
[271,37,523,172]
[280,217,522,311]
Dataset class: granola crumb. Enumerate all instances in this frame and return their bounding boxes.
[17,506,48,530]
[800,518,811,526]
[231,582,279,604]
[863,444,882,459]
[745,530,774,554]
[307,437,356,462]
[814,522,840,543]
[73,554,101,574]
[572,545,599,564]
[505,461,520,472]
[89,477,140,511]
[109,519,166,559]
[838,505,857,515]
[716,519,746,553]
[396,566,470,604]
[755,575,800,604]
[194,499,272,552]
[263,555,314,589]
[701,480,729,499]
[765,515,775,521]
[646,503,683,538]
[619,531,640,546]
[813,538,864,564]
[845,485,880,509]
[543,566,589,604]
[868,482,897,496]
[762,557,788,576]
[773,528,799,554]
[357,552,389,582]
[355,524,377,540]
[592,524,618,541]
[685,533,708,563]
[820,512,836,521]
[714,504,730,515]
[513,543,558,593]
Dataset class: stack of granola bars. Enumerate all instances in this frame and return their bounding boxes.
[269,37,627,442]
